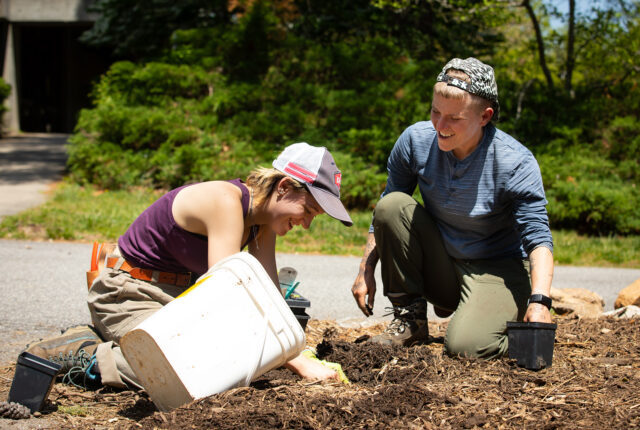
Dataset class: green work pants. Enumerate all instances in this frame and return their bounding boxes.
[373,192,531,358]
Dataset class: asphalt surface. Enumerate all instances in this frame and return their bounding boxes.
[0,134,68,218]
[1,134,639,368]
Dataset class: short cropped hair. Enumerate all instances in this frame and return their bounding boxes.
[433,69,493,116]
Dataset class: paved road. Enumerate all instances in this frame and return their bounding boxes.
[0,134,68,218]
[1,134,639,368]
[2,239,640,367]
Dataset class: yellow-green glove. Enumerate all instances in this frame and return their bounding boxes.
[302,348,350,385]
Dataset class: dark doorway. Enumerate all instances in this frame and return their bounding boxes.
[14,23,111,133]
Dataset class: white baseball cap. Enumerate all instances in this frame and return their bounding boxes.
[273,143,353,226]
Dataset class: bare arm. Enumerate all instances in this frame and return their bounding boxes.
[172,181,245,269]
[524,245,554,323]
[174,183,333,379]
[248,226,279,288]
[351,233,379,316]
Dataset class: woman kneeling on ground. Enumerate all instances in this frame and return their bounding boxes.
[27,142,352,389]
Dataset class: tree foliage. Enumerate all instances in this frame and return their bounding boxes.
[72,0,640,235]
[80,0,232,59]
[0,77,11,126]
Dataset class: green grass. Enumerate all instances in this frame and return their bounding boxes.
[1,182,638,267]
[0,182,163,242]
[57,405,89,416]
[552,230,640,268]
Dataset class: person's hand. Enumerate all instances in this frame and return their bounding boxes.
[352,268,376,316]
[283,354,338,381]
[352,233,378,316]
[523,303,552,323]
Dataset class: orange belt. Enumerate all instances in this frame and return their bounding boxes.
[106,257,192,287]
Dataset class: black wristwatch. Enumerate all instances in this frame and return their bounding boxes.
[528,294,552,309]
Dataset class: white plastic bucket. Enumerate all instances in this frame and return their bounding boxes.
[120,252,306,412]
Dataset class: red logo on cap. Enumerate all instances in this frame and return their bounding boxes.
[334,172,341,189]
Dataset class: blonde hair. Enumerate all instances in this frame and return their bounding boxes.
[245,167,307,208]
[433,69,492,114]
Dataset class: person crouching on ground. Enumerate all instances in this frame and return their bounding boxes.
[351,57,554,358]
[27,142,352,389]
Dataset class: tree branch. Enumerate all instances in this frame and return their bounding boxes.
[515,78,535,123]
[565,0,575,93]
[522,0,554,89]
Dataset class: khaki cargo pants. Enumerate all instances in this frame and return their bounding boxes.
[87,247,188,389]
[374,192,531,358]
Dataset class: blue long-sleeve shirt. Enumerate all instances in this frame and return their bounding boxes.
[374,121,553,259]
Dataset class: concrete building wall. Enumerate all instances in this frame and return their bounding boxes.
[0,0,99,23]
[1,0,108,134]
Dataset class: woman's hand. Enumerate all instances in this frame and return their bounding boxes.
[283,354,338,381]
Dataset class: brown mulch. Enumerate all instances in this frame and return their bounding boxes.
[1,317,639,429]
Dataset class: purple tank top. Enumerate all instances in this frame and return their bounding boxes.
[117,179,256,278]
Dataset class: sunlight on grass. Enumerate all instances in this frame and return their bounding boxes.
[552,230,640,268]
[58,405,89,416]
[0,182,162,242]
[1,184,638,267]
[275,211,371,256]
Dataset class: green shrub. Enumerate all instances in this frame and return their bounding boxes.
[538,145,640,235]
[330,151,387,209]
[65,1,640,236]
[0,77,10,113]
[546,178,640,235]
[93,61,213,106]
[0,77,11,134]
[67,25,424,203]
[603,116,640,164]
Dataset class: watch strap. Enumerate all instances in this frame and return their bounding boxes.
[528,294,552,309]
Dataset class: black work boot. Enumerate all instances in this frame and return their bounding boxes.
[369,298,428,346]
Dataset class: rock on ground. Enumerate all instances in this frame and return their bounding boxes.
[550,287,604,318]
[615,278,640,309]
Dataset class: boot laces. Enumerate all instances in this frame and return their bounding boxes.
[49,348,91,371]
[50,349,99,389]
[382,303,423,335]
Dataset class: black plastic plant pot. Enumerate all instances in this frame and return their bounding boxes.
[507,321,557,370]
[8,352,62,412]
[286,294,311,331]
[293,313,311,331]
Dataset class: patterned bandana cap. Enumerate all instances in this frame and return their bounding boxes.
[436,57,500,121]
[273,142,353,226]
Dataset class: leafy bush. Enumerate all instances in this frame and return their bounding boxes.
[603,116,640,164]
[546,178,640,235]
[67,0,640,237]
[0,77,10,134]
[92,61,213,106]
[67,5,421,203]
[538,145,640,235]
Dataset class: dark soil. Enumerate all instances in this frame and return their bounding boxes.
[1,317,639,429]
